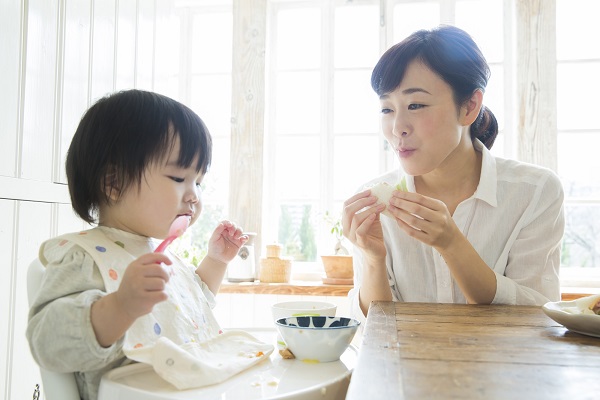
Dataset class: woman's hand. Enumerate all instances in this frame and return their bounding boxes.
[387,191,462,251]
[206,220,248,264]
[342,189,387,262]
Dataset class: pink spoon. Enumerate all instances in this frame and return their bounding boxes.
[155,215,191,253]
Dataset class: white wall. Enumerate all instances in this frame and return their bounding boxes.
[0,1,169,398]
[1,3,350,398]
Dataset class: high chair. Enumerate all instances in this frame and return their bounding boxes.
[27,258,81,400]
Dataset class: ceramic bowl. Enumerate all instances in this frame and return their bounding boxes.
[271,301,337,322]
[275,316,360,362]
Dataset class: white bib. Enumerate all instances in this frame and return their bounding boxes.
[55,228,273,389]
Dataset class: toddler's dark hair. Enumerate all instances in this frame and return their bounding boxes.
[66,89,212,223]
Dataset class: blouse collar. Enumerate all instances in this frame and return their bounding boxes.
[404,138,498,207]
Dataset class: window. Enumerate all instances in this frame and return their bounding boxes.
[265,0,510,271]
[265,2,385,265]
[169,2,234,260]
[555,0,600,286]
[169,0,599,287]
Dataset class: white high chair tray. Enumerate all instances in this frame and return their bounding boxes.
[98,328,357,400]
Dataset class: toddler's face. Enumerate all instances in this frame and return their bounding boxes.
[102,138,203,239]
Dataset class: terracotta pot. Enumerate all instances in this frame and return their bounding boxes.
[321,255,353,279]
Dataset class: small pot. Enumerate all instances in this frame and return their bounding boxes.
[321,255,353,279]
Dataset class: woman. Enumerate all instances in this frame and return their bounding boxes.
[343,25,564,322]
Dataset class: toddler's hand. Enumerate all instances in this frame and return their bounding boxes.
[115,253,172,319]
[206,221,248,264]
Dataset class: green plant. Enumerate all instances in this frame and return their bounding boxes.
[279,204,317,261]
[324,211,349,255]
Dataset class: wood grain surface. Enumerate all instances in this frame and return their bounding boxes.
[346,302,600,400]
[218,281,353,296]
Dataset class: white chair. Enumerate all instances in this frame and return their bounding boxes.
[27,258,81,400]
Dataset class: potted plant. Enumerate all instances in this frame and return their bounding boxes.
[321,212,353,282]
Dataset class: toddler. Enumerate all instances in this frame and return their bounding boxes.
[27,89,272,400]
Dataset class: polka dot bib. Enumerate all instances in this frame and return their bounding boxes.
[51,228,274,389]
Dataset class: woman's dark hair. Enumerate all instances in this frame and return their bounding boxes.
[66,89,212,223]
[371,25,498,149]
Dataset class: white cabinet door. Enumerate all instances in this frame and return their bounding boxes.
[0,1,21,178]
[21,0,59,183]
[0,200,17,400]
[59,0,92,185]
[5,200,52,400]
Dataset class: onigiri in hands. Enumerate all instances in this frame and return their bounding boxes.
[369,178,407,218]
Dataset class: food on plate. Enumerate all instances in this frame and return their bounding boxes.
[279,348,295,359]
[560,294,600,315]
[590,299,600,315]
[369,178,407,218]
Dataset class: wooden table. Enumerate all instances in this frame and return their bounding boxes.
[345,302,600,399]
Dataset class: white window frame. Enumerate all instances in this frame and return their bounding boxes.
[175,0,600,290]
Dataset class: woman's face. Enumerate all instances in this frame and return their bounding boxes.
[379,60,473,177]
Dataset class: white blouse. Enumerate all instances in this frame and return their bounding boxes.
[349,140,565,325]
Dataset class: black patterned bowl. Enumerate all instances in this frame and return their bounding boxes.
[275,316,360,362]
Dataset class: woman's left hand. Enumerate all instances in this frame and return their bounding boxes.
[206,221,248,264]
[387,191,462,251]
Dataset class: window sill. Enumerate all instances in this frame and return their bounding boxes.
[560,287,600,301]
[218,280,353,296]
[219,280,596,301]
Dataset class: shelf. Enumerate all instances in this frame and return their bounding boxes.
[218,280,353,296]
[218,282,593,301]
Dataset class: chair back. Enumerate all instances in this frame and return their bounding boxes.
[27,259,81,400]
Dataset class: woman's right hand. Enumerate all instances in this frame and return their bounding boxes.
[342,189,387,262]
[115,253,172,319]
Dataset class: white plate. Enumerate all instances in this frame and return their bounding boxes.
[98,328,357,400]
[542,294,600,337]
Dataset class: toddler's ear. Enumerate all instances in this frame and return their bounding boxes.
[103,168,121,201]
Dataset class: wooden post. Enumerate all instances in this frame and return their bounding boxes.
[230,0,267,266]
[515,0,557,171]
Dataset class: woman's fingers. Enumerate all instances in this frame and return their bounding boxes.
[342,191,381,234]
[387,191,460,249]
[390,192,447,223]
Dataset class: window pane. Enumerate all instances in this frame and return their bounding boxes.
[183,7,233,266]
[563,204,600,268]
[178,203,225,265]
[556,0,600,60]
[489,133,505,158]
[455,0,503,63]
[192,12,232,73]
[276,136,320,199]
[393,2,440,43]
[334,70,379,134]
[204,136,230,203]
[190,74,232,137]
[334,5,380,68]
[278,203,318,261]
[154,14,180,98]
[485,65,504,132]
[275,71,321,134]
[276,8,321,70]
[557,63,600,130]
[333,135,381,200]
[558,131,600,198]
